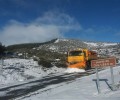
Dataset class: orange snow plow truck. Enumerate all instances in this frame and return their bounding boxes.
[66,49,98,69]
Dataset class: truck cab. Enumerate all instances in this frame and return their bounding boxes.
[66,49,97,69]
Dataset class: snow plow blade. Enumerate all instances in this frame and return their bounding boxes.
[67,62,86,69]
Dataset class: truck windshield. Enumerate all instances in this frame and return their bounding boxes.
[69,51,83,56]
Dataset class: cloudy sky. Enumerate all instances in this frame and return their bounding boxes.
[0,0,120,45]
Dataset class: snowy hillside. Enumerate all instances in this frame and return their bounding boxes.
[84,41,117,47]
[83,41,120,59]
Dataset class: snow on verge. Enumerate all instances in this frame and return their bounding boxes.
[64,68,85,73]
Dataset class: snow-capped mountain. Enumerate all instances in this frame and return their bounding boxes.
[37,38,88,53]
[31,38,118,52]
[7,38,120,60]
[35,38,119,58]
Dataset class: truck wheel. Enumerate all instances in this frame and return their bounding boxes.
[86,61,91,70]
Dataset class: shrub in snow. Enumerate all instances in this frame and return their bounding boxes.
[38,58,52,68]
[54,61,67,68]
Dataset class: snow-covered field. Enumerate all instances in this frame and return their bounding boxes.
[0,58,120,100]
[0,58,66,86]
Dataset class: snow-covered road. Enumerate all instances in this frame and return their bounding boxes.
[0,69,97,99]
[18,66,120,100]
